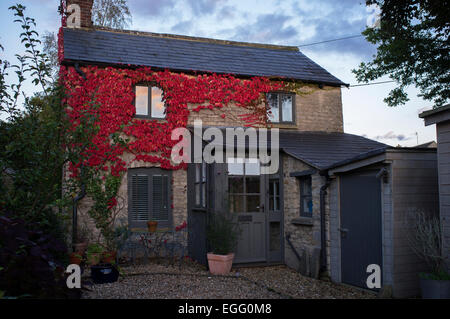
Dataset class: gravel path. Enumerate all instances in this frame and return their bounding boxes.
[82,261,376,299]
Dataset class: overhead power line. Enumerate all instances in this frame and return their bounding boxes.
[349,80,396,87]
[298,34,363,47]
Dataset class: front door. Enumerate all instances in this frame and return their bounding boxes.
[340,169,382,290]
[228,158,266,263]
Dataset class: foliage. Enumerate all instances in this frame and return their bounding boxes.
[86,243,104,254]
[92,0,132,29]
[0,5,69,240]
[41,31,59,81]
[353,0,450,107]
[405,209,448,279]
[0,213,79,298]
[207,212,239,255]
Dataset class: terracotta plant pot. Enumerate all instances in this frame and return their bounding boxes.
[87,252,102,266]
[207,253,234,275]
[147,221,158,233]
[69,252,83,265]
[102,250,117,264]
[74,242,88,254]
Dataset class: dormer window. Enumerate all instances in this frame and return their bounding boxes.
[267,92,294,123]
[135,85,166,119]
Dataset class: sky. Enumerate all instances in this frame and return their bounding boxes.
[0,0,438,146]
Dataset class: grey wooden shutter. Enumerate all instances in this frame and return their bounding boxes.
[151,175,169,223]
[130,174,149,226]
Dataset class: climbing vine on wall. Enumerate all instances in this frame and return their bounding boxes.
[58,3,302,242]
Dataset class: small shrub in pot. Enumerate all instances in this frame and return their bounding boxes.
[206,212,239,275]
[406,209,450,298]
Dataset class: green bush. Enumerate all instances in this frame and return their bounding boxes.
[206,212,240,255]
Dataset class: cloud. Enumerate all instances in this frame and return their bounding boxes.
[186,0,228,16]
[293,0,376,58]
[225,13,298,44]
[171,20,193,34]
[374,131,412,142]
[129,0,176,17]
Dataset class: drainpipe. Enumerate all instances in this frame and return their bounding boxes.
[72,181,86,250]
[319,172,331,273]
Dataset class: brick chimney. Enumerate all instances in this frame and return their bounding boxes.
[66,0,93,28]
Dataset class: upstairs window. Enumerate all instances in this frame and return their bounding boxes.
[267,92,294,123]
[135,85,166,119]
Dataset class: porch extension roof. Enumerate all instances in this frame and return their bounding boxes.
[279,131,388,170]
[62,27,346,86]
[193,127,388,171]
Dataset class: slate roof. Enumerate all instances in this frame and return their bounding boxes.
[279,131,388,170]
[193,127,388,170]
[62,27,346,86]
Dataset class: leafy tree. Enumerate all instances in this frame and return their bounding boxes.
[93,0,132,29]
[0,4,68,239]
[353,0,450,107]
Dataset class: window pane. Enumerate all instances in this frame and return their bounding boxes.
[302,196,313,215]
[267,93,279,122]
[229,176,244,193]
[135,86,148,116]
[230,195,244,213]
[228,158,244,175]
[151,87,165,118]
[281,95,293,122]
[195,183,200,206]
[245,176,260,194]
[195,164,201,183]
[270,222,280,251]
[201,183,206,207]
[302,177,312,196]
[202,162,207,182]
[245,158,260,175]
[246,195,260,212]
[270,180,279,197]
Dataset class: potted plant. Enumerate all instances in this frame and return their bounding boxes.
[69,252,83,265]
[86,243,103,266]
[206,212,239,275]
[73,224,90,255]
[90,263,120,284]
[147,220,158,232]
[101,223,130,264]
[406,210,450,298]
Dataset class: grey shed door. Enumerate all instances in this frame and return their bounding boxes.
[340,170,382,290]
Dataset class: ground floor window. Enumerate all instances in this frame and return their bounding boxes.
[128,168,172,229]
[300,176,313,217]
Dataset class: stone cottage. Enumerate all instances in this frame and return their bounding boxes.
[62,0,439,298]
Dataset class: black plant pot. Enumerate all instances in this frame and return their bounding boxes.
[420,277,450,299]
[90,263,119,284]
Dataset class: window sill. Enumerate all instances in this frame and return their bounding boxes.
[270,123,297,129]
[291,217,314,226]
[134,116,167,121]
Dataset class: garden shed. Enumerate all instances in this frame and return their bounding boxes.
[327,147,439,298]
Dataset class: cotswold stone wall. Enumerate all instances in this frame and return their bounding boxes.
[282,154,325,278]
[188,85,343,132]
